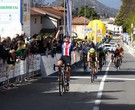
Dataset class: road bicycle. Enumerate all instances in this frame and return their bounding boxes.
[88,60,97,83]
[98,57,103,71]
[53,63,70,96]
[114,56,121,71]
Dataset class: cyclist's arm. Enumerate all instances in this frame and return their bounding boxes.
[87,52,90,61]
[95,52,98,62]
[55,29,61,41]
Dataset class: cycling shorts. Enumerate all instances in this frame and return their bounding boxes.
[59,55,71,64]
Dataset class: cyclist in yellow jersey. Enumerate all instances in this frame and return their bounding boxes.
[87,48,98,74]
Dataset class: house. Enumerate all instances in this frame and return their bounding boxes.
[31,7,91,39]
[72,16,90,39]
[30,7,64,36]
[102,18,123,35]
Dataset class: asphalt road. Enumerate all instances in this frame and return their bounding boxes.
[0,38,135,110]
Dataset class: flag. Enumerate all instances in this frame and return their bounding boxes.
[66,0,72,36]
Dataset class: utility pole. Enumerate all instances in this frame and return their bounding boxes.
[63,0,66,35]
[131,23,133,47]
[84,0,86,39]
[94,23,98,44]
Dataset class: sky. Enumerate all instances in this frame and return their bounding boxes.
[97,0,122,9]
[47,0,122,9]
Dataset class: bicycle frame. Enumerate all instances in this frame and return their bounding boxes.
[115,56,120,71]
[53,64,70,96]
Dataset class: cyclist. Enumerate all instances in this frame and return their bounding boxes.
[97,46,106,70]
[117,44,124,63]
[54,29,75,91]
[87,48,98,77]
[113,48,120,65]
[80,41,90,70]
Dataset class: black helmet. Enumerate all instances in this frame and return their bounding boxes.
[64,35,70,38]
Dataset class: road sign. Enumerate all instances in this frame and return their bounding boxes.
[84,28,92,33]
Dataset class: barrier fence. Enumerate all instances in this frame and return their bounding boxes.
[0,54,41,84]
[0,51,81,86]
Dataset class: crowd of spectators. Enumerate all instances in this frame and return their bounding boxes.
[0,31,77,65]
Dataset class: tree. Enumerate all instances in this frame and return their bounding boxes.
[72,8,79,17]
[78,5,99,20]
[115,0,135,33]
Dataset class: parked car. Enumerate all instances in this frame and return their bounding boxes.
[103,43,113,52]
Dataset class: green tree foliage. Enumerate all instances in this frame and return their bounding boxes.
[78,6,100,20]
[115,0,135,33]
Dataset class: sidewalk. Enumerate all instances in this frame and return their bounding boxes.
[124,43,135,57]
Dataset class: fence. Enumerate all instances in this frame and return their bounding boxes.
[0,51,81,85]
[0,54,41,84]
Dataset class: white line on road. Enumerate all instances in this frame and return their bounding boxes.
[92,61,111,110]
[47,76,135,81]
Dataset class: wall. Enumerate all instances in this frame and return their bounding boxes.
[31,15,43,35]
[72,25,85,39]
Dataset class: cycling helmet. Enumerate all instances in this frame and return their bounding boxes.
[63,34,70,38]
[98,46,103,51]
[90,48,95,53]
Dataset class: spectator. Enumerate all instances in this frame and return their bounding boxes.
[0,37,8,62]
[16,40,27,60]
[7,49,19,65]
[10,38,18,50]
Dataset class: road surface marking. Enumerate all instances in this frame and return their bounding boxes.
[92,60,111,110]
[47,76,135,81]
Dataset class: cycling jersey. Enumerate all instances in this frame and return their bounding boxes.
[117,47,123,54]
[114,49,120,57]
[87,51,97,62]
[62,41,74,56]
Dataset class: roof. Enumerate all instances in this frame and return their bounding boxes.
[72,17,90,25]
[53,6,65,12]
[31,7,64,19]
[108,17,115,24]
[31,9,46,15]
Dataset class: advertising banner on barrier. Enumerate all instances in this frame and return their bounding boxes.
[29,55,34,73]
[36,54,41,71]
[20,60,26,75]
[34,55,37,71]
[0,59,5,82]
[2,63,9,81]
[14,62,20,77]
[8,65,14,79]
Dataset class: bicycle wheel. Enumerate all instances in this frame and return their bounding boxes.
[91,72,94,83]
[99,58,102,71]
[90,64,95,83]
[115,59,120,71]
[58,72,64,96]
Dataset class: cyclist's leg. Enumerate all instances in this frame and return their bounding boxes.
[57,56,64,80]
[64,56,71,86]
[58,60,63,73]
[94,61,97,74]
[66,63,71,82]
